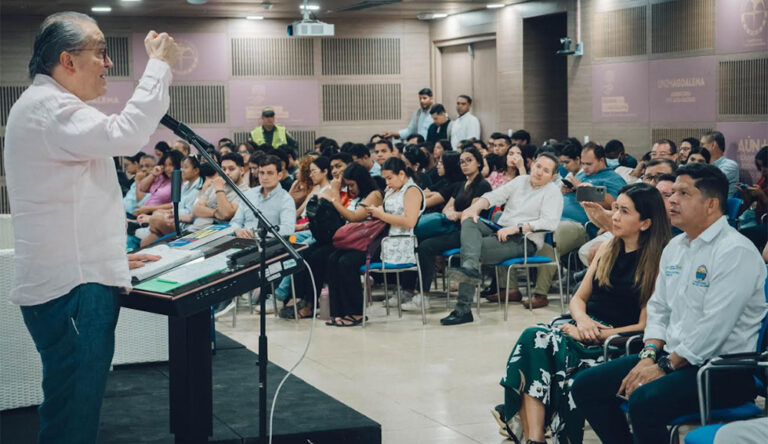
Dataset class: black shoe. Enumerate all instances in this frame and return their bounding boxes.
[440,310,473,325]
[480,283,497,297]
[446,267,482,285]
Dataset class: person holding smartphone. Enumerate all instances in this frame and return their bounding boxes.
[492,183,670,444]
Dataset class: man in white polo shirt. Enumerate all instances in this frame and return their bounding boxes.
[4,12,178,443]
[572,163,766,444]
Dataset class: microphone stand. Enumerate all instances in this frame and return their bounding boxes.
[161,114,303,444]
[171,169,182,237]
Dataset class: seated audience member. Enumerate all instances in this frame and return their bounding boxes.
[236,142,253,164]
[296,156,332,231]
[349,142,381,177]
[278,144,298,178]
[701,130,739,196]
[427,104,450,143]
[487,144,527,189]
[314,136,327,152]
[511,129,531,146]
[173,139,191,156]
[711,417,768,444]
[154,141,171,159]
[230,154,295,239]
[559,143,583,180]
[218,137,234,149]
[326,158,424,327]
[329,152,354,208]
[288,156,315,208]
[125,154,155,215]
[397,147,490,310]
[686,146,710,164]
[248,151,264,188]
[423,150,464,210]
[444,153,563,325]
[272,147,294,191]
[218,142,235,155]
[134,150,185,216]
[489,133,512,157]
[372,139,396,168]
[650,139,678,161]
[738,145,768,250]
[605,139,638,169]
[403,144,432,189]
[287,164,384,320]
[572,163,768,444]
[140,155,204,247]
[432,139,449,165]
[319,138,340,158]
[494,183,670,444]
[406,134,425,145]
[188,152,248,231]
[677,137,699,164]
[119,153,141,196]
[472,139,489,156]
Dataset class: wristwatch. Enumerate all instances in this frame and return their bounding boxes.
[657,355,675,374]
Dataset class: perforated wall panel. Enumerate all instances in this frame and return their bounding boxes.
[0,85,26,127]
[322,84,401,121]
[719,58,768,115]
[321,38,400,75]
[231,38,313,76]
[168,85,227,124]
[593,6,647,58]
[106,36,130,77]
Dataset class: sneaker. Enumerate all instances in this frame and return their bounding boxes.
[401,293,430,311]
[254,294,275,314]
[384,290,412,307]
[446,267,483,285]
[213,299,236,318]
[491,404,523,443]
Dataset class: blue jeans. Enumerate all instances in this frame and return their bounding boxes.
[21,283,121,444]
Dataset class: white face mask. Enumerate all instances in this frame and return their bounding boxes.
[606,158,620,168]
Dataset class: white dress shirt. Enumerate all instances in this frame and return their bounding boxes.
[398,107,432,139]
[644,216,767,365]
[481,176,564,250]
[447,111,481,148]
[5,59,172,305]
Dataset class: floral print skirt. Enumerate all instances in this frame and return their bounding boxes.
[500,322,606,444]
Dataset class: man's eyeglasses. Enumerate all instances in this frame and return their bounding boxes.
[71,46,109,62]
[642,174,663,182]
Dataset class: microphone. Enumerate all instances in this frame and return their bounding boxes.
[171,169,182,203]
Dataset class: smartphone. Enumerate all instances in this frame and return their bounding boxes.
[576,186,607,203]
[562,179,574,189]
[616,393,628,401]
[478,217,503,231]
[739,183,750,190]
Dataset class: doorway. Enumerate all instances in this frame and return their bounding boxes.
[523,13,568,143]
[439,40,498,140]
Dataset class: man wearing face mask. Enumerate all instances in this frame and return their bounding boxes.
[605,139,638,169]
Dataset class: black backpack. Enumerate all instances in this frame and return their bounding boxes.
[305,195,345,244]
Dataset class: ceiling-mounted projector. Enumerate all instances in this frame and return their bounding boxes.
[287,20,334,37]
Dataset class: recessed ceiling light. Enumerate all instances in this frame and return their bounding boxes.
[487,3,505,8]
[432,13,448,19]
[91,6,112,13]
[300,4,320,11]
[246,16,264,20]
[186,0,208,4]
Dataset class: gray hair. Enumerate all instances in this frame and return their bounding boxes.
[28,12,96,78]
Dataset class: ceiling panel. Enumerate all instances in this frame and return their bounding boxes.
[0,0,523,19]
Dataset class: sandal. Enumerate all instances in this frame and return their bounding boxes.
[325,317,343,326]
[335,315,368,327]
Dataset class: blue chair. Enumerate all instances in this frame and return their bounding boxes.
[359,234,426,327]
[726,197,742,228]
[494,231,564,320]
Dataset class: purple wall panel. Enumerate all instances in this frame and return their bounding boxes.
[649,56,716,122]
[229,80,320,128]
[132,33,229,81]
[86,81,135,116]
[592,61,649,123]
[716,0,768,53]
[717,122,768,183]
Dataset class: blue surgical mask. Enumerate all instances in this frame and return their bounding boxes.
[606,158,620,168]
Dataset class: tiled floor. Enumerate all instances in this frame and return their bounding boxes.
[217,286,607,444]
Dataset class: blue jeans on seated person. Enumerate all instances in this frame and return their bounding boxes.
[275,230,316,301]
[571,354,756,444]
[20,283,120,444]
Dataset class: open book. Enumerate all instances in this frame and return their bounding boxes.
[130,244,204,283]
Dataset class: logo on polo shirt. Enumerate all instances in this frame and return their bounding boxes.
[693,265,709,287]
[665,265,682,277]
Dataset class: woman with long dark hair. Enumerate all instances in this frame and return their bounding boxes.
[424,150,465,211]
[400,146,491,311]
[487,145,527,190]
[287,163,384,319]
[492,183,671,444]
[134,149,185,215]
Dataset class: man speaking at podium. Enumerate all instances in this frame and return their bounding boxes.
[4,12,179,443]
